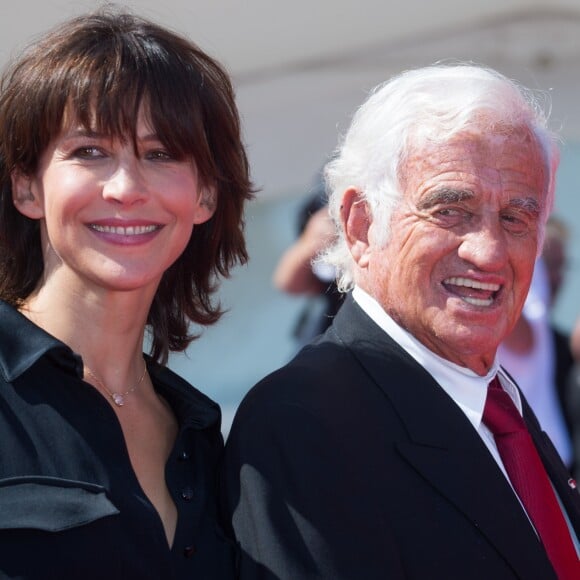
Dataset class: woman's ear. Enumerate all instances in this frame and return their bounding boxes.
[11,172,44,219]
[193,185,217,225]
[340,187,372,268]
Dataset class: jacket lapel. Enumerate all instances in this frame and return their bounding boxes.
[332,296,557,579]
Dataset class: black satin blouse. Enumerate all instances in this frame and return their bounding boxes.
[0,301,235,579]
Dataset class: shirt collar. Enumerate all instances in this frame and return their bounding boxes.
[149,358,222,431]
[0,300,221,430]
[352,286,522,429]
[0,300,83,382]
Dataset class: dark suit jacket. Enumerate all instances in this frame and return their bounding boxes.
[222,296,580,579]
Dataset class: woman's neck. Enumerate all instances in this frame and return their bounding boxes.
[20,280,152,383]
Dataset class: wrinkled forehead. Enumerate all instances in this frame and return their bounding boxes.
[399,125,549,200]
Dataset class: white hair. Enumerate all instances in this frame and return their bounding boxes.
[321,63,560,292]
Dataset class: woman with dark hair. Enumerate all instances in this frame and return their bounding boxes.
[0,8,252,579]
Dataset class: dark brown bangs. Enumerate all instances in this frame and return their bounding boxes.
[65,58,143,143]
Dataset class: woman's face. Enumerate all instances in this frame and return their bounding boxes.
[12,108,215,296]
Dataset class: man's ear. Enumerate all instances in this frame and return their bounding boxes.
[11,172,44,219]
[340,187,371,268]
[192,185,217,225]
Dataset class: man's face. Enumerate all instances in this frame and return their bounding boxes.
[360,128,546,375]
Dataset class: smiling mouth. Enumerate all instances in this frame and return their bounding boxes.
[442,276,501,307]
[89,224,160,236]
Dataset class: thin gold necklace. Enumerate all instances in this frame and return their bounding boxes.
[86,362,148,407]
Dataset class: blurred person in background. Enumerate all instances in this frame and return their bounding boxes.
[499,216,575,469]
[272,172,343,346]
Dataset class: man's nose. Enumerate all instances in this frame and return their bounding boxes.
[457,220,508,270]
[102,160,149,205]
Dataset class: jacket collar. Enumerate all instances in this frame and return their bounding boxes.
[331,294,468,448]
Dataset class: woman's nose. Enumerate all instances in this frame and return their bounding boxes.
[101,160,148,205]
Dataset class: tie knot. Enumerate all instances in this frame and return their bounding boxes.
[482,377,526,435]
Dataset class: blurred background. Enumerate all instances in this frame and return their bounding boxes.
[2,0,580,434]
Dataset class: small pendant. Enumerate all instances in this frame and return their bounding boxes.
[112,393,125,406]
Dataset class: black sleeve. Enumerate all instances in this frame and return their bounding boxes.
[221,400,334,579]
[220,390,403,580]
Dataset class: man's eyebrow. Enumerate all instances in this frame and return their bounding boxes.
[417,188,474,210]
[506,196,541,216]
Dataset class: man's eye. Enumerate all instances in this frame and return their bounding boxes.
[501,213,530,234]
[436,208,458,217]
[434,207,465,219]
[427,206,470,228]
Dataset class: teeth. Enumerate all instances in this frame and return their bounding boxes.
[463,297,494,307]
[90,224,158,235]
[444,277,500,292]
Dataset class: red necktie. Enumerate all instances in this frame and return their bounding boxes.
[483,378,579,579]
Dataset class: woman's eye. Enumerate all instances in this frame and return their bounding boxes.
[72,146,104,159]
[146,149,173,161]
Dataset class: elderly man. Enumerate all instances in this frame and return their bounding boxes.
[222,65,580,579]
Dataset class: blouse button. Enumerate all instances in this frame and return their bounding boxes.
[178,450,190,461]
[183,545,196,558]
[181,487,194,501]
